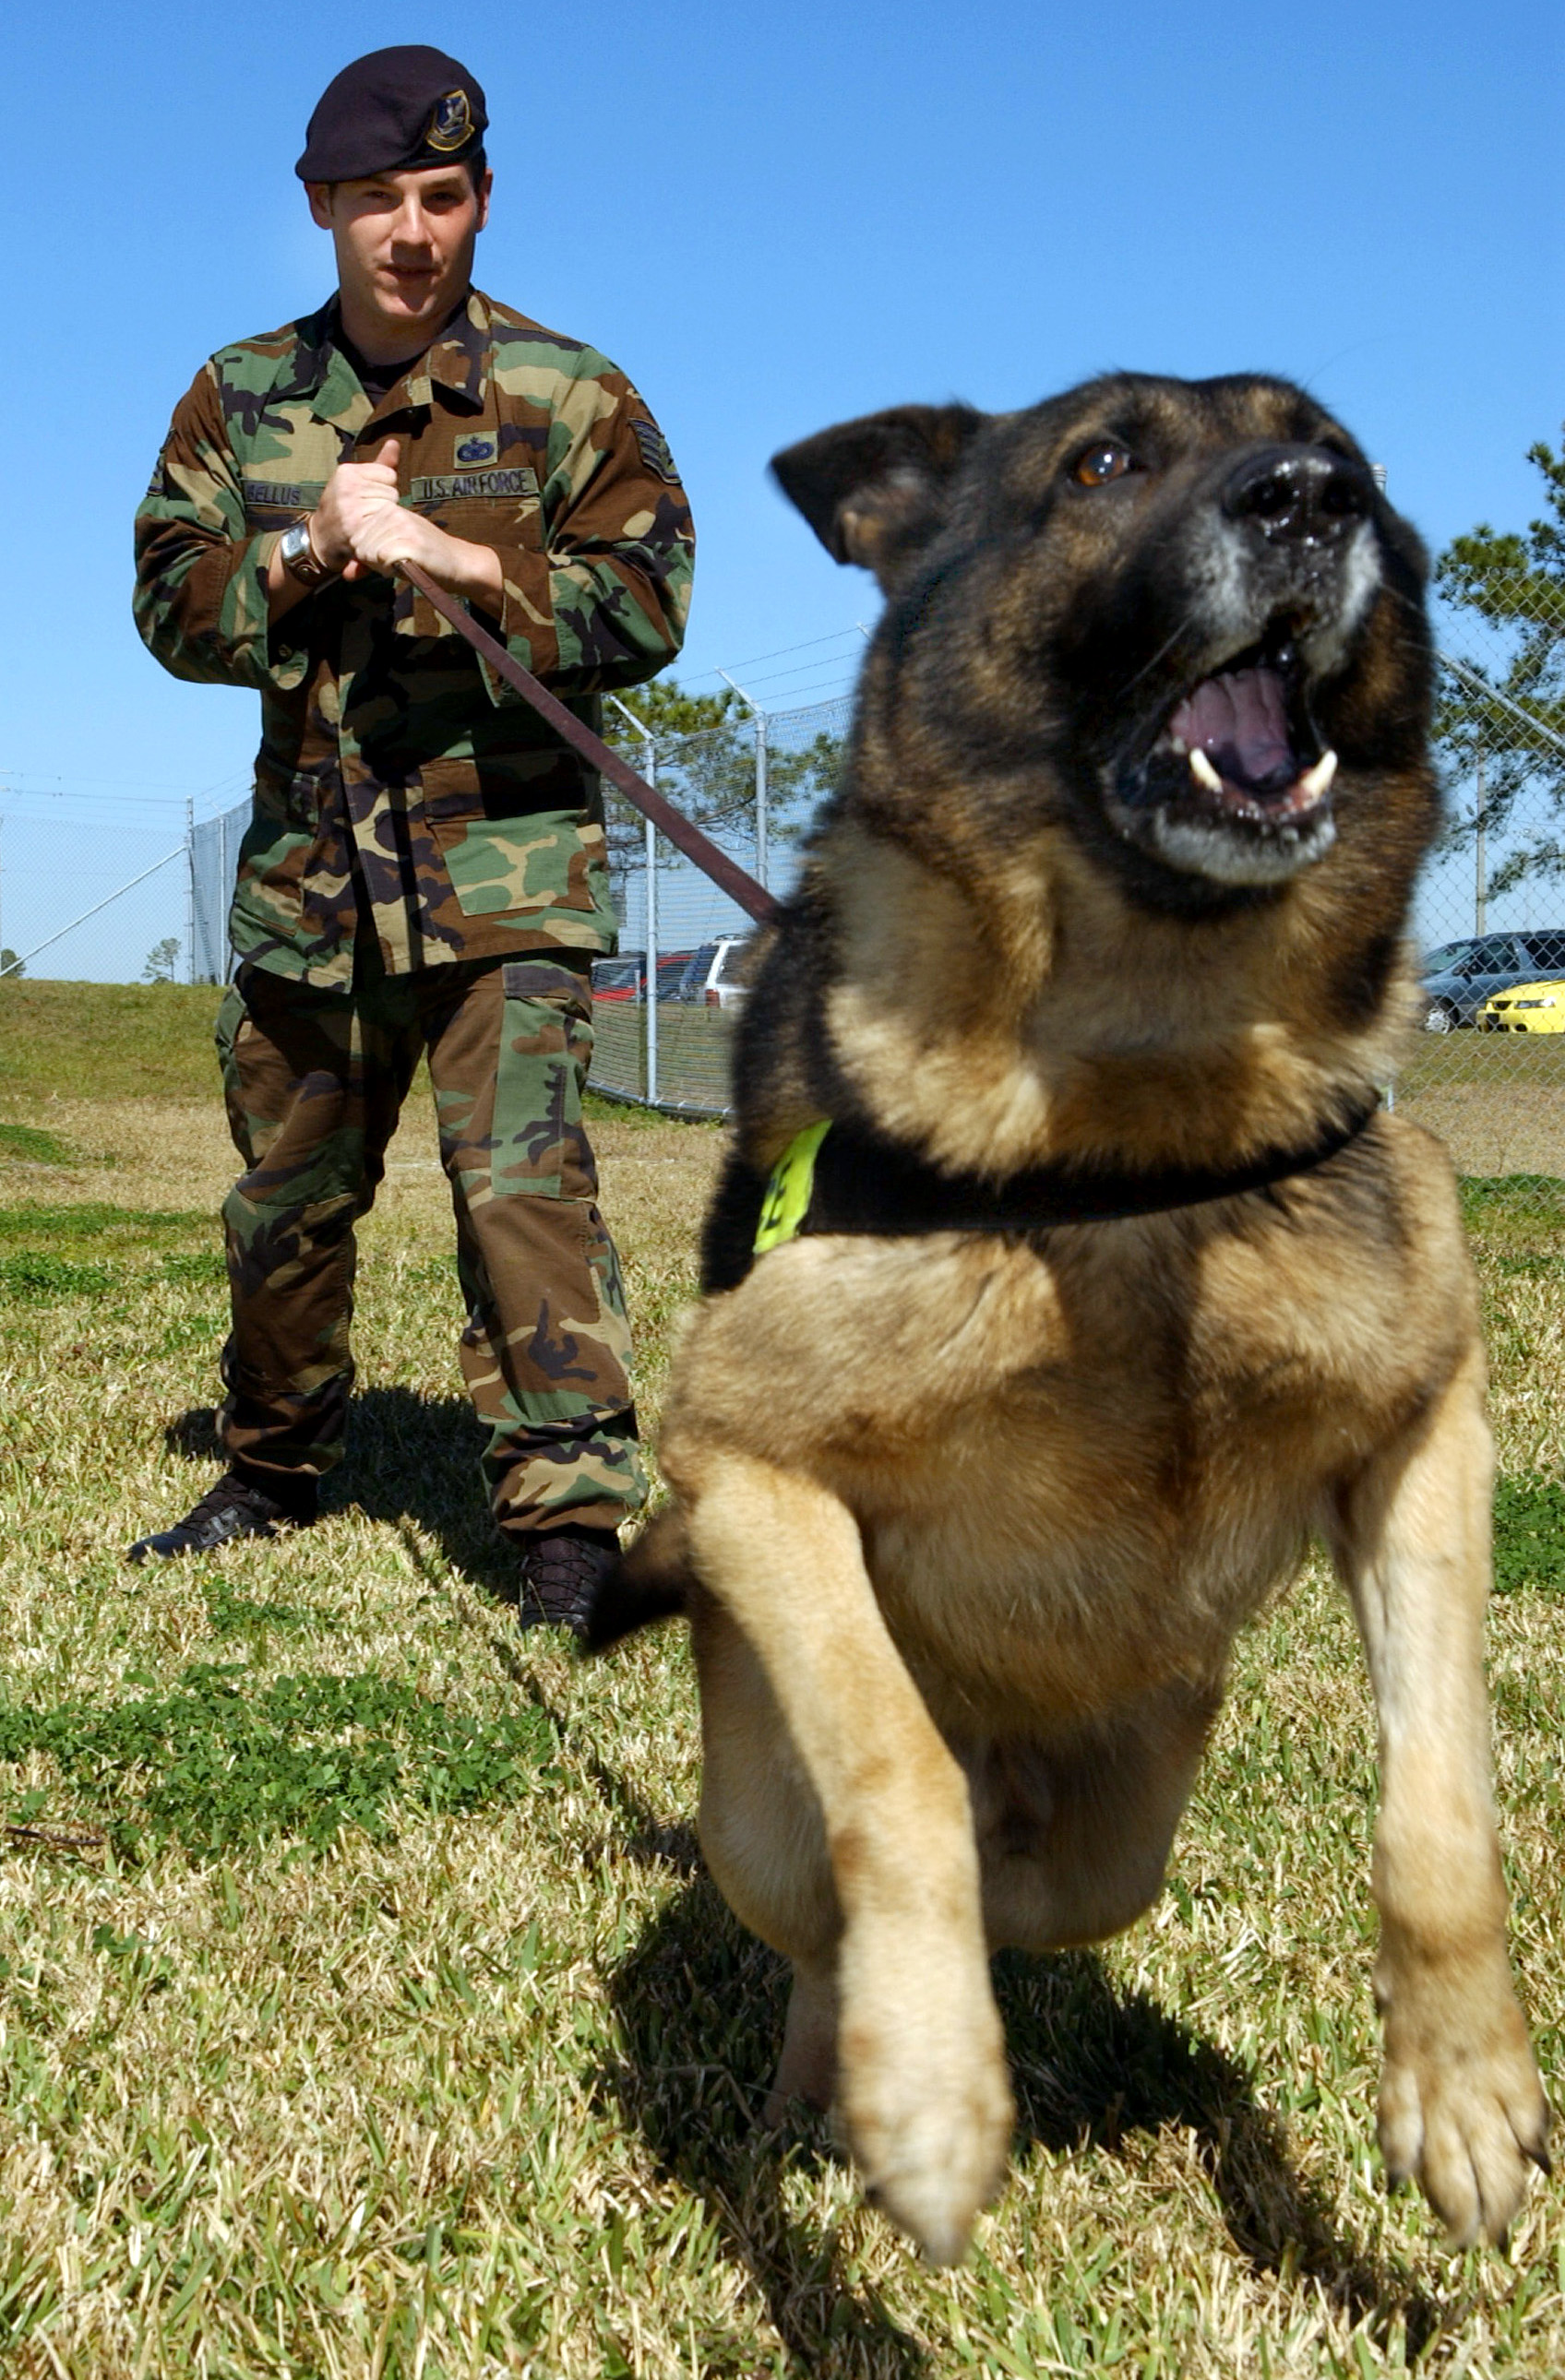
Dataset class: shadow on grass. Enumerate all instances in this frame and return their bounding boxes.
[993,1951,1442,2352]
[161,1400,1447,2360]
[592,1862,931,2378]
[168,1386,519,1602]
[591,1844,1445,2374]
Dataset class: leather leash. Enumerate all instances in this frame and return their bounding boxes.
[398,559,782,927]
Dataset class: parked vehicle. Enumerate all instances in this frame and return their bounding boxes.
[655,950,697,1000]
[675,936,755,1009]
[590,954,645,1002]
[1478,980,1565,1033]
[589,950,695,1004]
[1420,932,1565,1031]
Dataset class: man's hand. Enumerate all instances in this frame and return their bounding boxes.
[309,435,404,577]
[267,436,503,619]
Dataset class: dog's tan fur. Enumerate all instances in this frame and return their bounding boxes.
[603,375,1550,2263]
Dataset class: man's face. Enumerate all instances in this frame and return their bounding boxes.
[308,162,491,351]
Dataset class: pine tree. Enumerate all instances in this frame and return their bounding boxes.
[1436,431,1565,892]
[600,679,844,898]
[142,935,182,983]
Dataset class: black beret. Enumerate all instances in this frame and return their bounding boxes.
[295,46,488,183]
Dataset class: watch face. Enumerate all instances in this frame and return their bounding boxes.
[281,519,325,582]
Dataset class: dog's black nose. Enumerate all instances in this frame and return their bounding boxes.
[1223,446,1373,544]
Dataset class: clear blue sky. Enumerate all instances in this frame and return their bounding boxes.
[0,0,1559,824]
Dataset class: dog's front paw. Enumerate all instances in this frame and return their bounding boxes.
[836,1945,1013,2266]
[1379,1979,1551,2246]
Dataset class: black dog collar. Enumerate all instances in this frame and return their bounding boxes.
[753,1096,1381,1253]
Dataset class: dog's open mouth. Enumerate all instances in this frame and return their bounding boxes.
[1111,631,1340,884]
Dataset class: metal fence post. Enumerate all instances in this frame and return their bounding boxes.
[645,806,659,1104]
[607,698,658,1103]
[718,671,769,889]
[757,713,769,888]
[185,797,196,983]
[1475,744,1487,935]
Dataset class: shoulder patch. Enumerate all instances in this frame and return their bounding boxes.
[631,417,680,484]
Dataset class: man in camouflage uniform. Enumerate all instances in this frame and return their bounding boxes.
[129,46,693,1630]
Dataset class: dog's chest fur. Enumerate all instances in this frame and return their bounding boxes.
[663,1114,1469,1732]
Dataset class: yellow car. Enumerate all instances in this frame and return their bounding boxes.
[1478,980,1565,1032]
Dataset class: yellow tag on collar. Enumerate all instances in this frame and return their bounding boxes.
[753,1119,831,1255]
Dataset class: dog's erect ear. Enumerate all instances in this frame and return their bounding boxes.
[771,404,985,588]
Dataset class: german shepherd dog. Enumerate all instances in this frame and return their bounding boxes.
[591,374,1551,2264]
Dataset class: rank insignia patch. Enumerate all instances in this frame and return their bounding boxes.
[631,418,679,484]
[455,434,498,466]
[427,89,472,152]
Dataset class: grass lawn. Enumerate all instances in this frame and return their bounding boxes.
[1397,1031,1565,1179]
[0,981,1561,2377]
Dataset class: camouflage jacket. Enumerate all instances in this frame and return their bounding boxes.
[135,289,694,986]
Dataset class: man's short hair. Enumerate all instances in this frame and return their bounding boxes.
[317,149,487,200]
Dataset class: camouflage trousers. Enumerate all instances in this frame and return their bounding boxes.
[213,948,645,1535]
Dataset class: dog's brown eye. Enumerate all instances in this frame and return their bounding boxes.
[1072,442,1133,487]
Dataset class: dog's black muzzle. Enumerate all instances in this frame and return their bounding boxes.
[1101,445,1383,889]
[1223,443,1375,554]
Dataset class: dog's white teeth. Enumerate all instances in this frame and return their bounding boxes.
[1298,749,1339,800]
[1189,747,1224,793]
[1169,734,1188,757]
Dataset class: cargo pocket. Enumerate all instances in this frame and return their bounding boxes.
[421,757,601,920]
[215,981,246,1074]
[493,958,597,1197]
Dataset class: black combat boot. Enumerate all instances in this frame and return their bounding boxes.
[126,1469,318,1563]
[515,1525,621,1640]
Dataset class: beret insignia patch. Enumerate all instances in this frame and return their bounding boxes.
[631,418,679,484]
[426,89,472,152]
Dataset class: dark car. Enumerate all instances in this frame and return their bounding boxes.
[590,953,645,1002]
[1420,932,1565,1031]
[589,950,695,1004]
[654,949,697,1000]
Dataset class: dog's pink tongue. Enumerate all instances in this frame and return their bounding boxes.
[1171,666,1294,789]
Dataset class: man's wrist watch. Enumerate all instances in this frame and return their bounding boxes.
[277,516,339,589]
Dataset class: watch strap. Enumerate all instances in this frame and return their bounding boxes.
[279,516,337,588]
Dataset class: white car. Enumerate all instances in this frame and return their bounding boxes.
[677,936,754,1009]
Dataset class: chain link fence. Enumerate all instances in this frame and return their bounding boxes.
[591,694,850,1114]
[6,604,1564,1193]
[0,796,194,988]
[188,803,252,987]
[1396,568,1565,1182]
[593,618,1565,1186]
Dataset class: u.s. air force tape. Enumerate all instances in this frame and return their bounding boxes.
[409,468,539,504]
